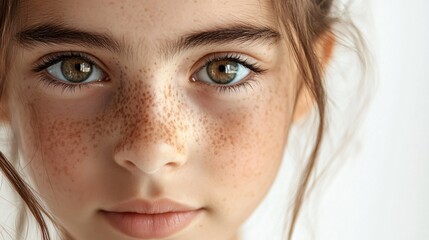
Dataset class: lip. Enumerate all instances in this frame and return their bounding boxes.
[100,199,202,239]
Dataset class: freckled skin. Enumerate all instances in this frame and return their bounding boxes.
[5,0,302,240]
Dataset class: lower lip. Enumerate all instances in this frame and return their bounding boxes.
[101,210,200,239]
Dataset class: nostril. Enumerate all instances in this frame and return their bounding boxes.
[124,160,136,169]
[166,161,178,167]
[113,142,187,175]
[122,159,162,174]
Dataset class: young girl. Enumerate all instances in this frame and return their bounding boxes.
[0,0,365,239]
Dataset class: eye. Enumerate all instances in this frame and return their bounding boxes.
[45,56,105,84]
[194,58,251,86]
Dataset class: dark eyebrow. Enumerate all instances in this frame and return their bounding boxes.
[15,23,280,58]
[15,23,122,53]
[165,25,280,56]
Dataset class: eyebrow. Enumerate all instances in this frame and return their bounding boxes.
[166,25,280,57]
[15,23,280,57]
[16,24,122,52]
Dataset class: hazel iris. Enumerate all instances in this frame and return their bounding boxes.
[207,60,239,84]
[61,58,93,83]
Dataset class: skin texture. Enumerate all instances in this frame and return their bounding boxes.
[1,0,310,239]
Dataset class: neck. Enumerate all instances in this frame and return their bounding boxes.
[230,233,240,240]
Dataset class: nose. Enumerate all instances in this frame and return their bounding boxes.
[114,141,186,174]
[112,82,188,175]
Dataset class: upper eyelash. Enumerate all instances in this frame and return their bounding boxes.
[195,53,266,93]
[32,52,97,73]
[202,53,266,74]
[187,53,267,93]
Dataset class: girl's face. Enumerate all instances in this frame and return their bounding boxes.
[4,0,301,239]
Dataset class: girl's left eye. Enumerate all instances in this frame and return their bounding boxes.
[193,59,252,86]
[46,57,105,84]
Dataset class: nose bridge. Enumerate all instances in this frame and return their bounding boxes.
[113,79,187,173]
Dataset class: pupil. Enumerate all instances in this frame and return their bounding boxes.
[218,65,226,72]
[75,64,81,71]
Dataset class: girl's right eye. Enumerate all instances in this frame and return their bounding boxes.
[46,57,105,84]
[33,52,108,88]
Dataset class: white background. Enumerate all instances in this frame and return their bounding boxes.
[243,0,429,239]
[316,1,429,239]
[1,1,429,240]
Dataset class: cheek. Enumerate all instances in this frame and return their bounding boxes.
[206,109,287,185]
[9,88,111,204]
[199,76,293,214]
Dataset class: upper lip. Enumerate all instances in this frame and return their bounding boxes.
[102,199,199,214]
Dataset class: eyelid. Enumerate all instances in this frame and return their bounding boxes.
[32,51,109,75]
[31,51,112,95]
[190,52,265,76]
[188,52,267,94]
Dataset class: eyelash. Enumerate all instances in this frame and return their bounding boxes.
[33,52,104,93]
[32,52,266,94]
[197,53,265,93]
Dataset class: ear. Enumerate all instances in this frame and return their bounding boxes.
[292,31,335,122]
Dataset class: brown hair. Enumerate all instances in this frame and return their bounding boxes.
[271,0,334,239]
[0,0,362,239]
[1,0,49,239]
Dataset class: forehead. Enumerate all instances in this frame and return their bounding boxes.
[19,0,277,38]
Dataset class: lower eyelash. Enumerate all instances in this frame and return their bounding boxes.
[36,73,92,94]
[215,78,259,93]
[196,53,266,93]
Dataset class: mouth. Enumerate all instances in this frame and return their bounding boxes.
[100,199,203,239]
